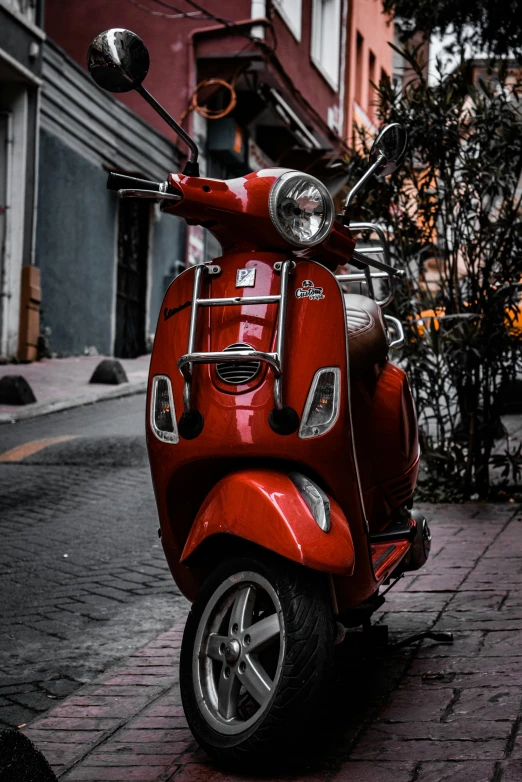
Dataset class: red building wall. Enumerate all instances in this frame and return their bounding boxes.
[344,0,393,144]
[44,0,343,141]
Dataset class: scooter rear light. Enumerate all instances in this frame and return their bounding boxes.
[151,375,179,443]
[289,472,331,532]
[299,367,340,439]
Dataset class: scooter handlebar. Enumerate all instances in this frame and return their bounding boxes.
[106,172,163,193]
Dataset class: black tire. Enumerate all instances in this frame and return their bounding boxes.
[179,547,335,767]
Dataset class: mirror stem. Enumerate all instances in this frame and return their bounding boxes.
[343,152,386,222]
[136,85,200,177]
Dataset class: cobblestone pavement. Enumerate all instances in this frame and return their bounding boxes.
[0,394,187,731]
[17,501,522,781]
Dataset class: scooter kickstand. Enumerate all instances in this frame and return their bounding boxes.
[387,630,454,652]
[357,621,453,654]
[361,619,389,649]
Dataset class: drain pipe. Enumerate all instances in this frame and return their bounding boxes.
[251,0,267,40]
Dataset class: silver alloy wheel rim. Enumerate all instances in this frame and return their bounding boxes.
[192,571,284,735]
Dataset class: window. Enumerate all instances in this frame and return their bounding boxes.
[355,32,364,106]
[273,0,302,41]
[368,50,376,121]
[3,0,37,23]
[311,0,342,90]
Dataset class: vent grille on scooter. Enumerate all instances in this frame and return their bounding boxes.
[216,343,261,385]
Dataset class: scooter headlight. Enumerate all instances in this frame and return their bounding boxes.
[269,172,334,247]
[299,367,341,439]
[150,375,179,443]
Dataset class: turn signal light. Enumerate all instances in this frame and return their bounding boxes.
[299,367,340,439]
[151,375,179,443]
[289,472,331,532]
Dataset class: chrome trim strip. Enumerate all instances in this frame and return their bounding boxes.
[355,246,385,255]
[178,350,280,381]
[182,264,206,415]
[118,188,182,201]
[336,222,401,309]
[150,375,179,444]
[337,271,389,282]
[384,314,405,349]
[273,260,292,412]
[179,260,293,415]
[343,154,386,212]
[196,295,280,307]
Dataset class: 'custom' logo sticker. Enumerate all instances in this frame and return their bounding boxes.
[296,280,325,300]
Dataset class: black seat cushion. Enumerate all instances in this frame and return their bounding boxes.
[345,294,388,375]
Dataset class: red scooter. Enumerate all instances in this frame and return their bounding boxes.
[89,29,444,765]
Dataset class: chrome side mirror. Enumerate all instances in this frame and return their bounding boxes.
[87,28,200,177]
[343,122,408,215]
[88,29,149,93]
[370,123,408,177]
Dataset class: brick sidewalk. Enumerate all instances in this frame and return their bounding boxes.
[21,502,522,781]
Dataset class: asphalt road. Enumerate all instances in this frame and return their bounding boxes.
[0,394,188,730]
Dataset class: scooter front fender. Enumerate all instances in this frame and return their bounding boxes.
[180,469,355,576]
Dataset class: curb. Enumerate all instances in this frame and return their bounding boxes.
[0,380,147,424]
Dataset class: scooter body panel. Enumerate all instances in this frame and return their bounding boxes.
[147,253,376,607]
[179,468,355,576]
[351,362,420,527]
[163,169,355,265]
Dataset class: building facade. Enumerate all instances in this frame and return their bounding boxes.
[0,0,44,359]
[44,0,352,270]
[343,0,393,142]
[2,0,400,360]
[36,41,185,357]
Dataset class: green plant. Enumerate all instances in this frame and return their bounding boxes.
[382,0,522,61]
[345,52,522,499]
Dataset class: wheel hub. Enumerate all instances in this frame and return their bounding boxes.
[192,572,284,735]
[224,638,240,664]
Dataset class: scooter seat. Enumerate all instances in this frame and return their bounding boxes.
[345,293,389,375]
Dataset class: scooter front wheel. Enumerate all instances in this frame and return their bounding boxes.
[180,549,335,766]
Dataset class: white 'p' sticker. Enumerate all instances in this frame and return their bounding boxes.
[236,268,256,287]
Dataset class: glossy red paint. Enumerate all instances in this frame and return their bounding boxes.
[147,252,375,609]
[180,469,355,576]
[147,169,420,613]
[371,540,411,582]
[351,362,419,528]
[301,220,358,271]
[162,169,355,266]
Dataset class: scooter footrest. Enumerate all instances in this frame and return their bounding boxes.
[370,523,415,544]
[371,540,410,581]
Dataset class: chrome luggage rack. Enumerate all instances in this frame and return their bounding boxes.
[337,222,404,309]
[176,260,297,437]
